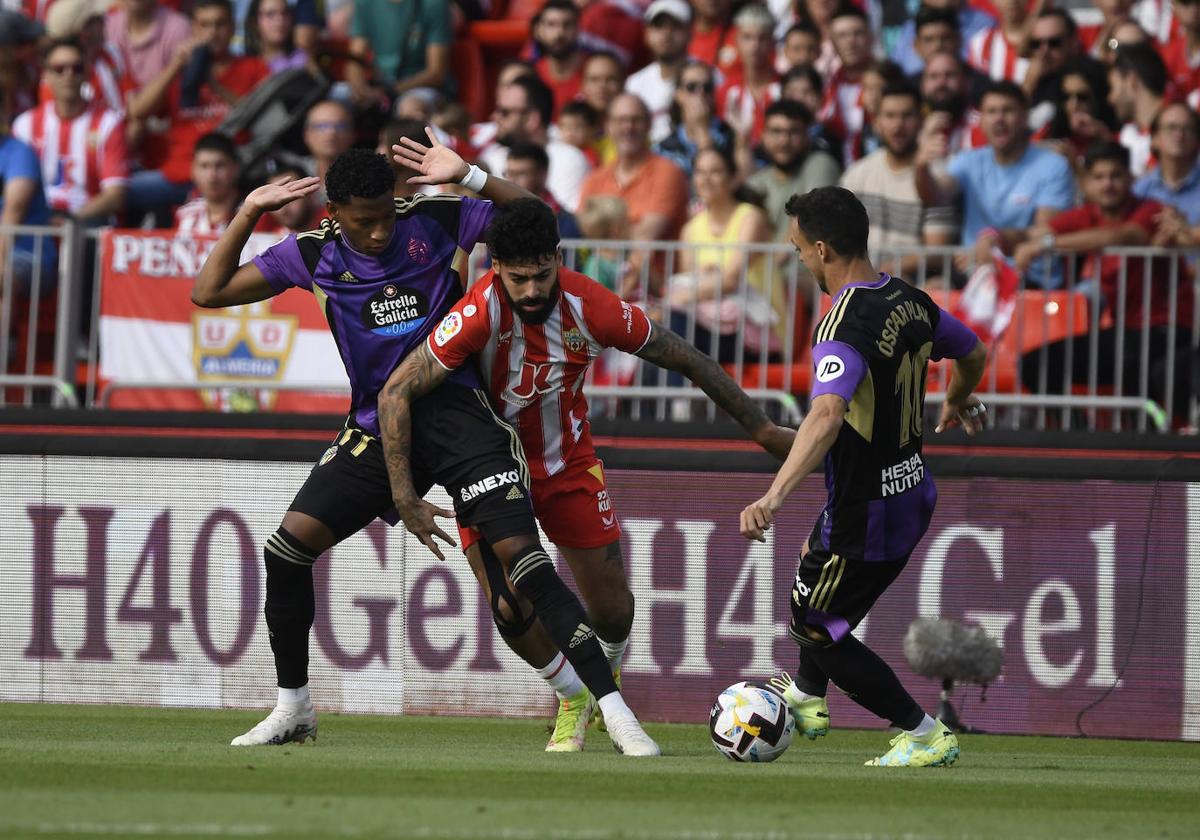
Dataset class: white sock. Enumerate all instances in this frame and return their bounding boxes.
[789,686,820,703]
[278,685,309,708]
[597,690,634,725]
[905,714,937,738]
[536,652,585,700]
[598,634,629,672]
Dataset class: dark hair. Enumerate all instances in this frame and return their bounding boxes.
[1151,101,1200,137]
[1083,140,1130,171]
[866,59,905,84]
[1036,7,1078,39]
[831,2,868,25]
[193,131,238,161]
[533,0,578,25]
[1045,58,1119,141]
[784,21,820,41]
[380,118,428,152]
[764,98,814,126]
[1112,43,1168,97]
[585,50,624,72]
[508,141,550,171]
[486,198,560,263]
[244,0,293,58]
[785,187,869,258]
[914,5,959,35]
[782,63,824,93]
[510,74,555,129]
[880,81,922,110]
[324,149,396,204]
[980,79,1028,110]
[560,99,601,127]
[42,36,85,61]
[192,0,233,17]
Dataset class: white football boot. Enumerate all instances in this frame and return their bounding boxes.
[230,703,317,746]
[606,715,661,756]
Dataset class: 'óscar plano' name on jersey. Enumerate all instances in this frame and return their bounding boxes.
[362,285,430,336]
[881,453,925,497]
[876,300,932,358]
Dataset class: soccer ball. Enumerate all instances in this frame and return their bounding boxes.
[709,681,795,762]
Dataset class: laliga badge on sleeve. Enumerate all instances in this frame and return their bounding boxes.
[434,312,463,347]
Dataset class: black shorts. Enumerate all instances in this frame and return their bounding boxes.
[788,546,909,648]
[289,382,535,545]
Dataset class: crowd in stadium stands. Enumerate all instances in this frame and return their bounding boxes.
[0,0,1198,412]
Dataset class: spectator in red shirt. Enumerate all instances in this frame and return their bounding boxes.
[44,0,134,114]
[173,131,239,234]
[821,4,874,165]
[12,37,128,223]
[1161,0,1200,95]
[1014,141,1195,417]
[716,3,780,147]
[126,0,269,222]
[690,0,740,78]
[529,0,587,121]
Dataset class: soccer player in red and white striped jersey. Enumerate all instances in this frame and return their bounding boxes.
[12,37,128,222]
[392,198,794,751]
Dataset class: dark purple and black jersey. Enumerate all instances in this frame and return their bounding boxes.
[807,273,980,562]
[254,195,494,435]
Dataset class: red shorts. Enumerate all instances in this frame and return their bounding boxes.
[458,455,620,551]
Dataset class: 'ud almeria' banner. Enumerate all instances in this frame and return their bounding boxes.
[1,454,1198,742]
[97,230,350,412]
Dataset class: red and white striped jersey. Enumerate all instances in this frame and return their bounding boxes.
[428,268,652,479]
[12,101,128,214]
[948,108,987,153]
[37,45,134,114]
[820,69,865,166]
[1160,30,1200,97]
[174,198,234,235]
[967,27,1028,83]
[716,78,781,145]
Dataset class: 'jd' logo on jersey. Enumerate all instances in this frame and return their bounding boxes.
[361,284,430,337]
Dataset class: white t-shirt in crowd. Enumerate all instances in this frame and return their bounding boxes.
[625,62,678,144]
[480,138,591,213]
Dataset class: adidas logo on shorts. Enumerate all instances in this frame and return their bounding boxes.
[568,623,595,649]
[505,486,523,501]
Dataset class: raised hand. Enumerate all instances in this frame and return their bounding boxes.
[245,176,321,213]
[392,126,469,186]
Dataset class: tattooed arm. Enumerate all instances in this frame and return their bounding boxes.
[635,321,796,460]
[378,342,458,561]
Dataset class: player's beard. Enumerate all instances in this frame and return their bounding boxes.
[505,283,561,325]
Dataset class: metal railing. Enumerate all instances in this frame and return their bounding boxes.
[4,223,1197,432]
[0,223,81,408]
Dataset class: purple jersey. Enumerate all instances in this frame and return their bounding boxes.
[807,274,980,562]
[255,194,494,434]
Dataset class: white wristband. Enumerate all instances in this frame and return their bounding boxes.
[458,164,487,193]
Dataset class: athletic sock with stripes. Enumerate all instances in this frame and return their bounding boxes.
[536,652,585,700]
[507,544,618,699]
[263,528,319,690]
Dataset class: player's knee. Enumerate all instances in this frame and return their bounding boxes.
[263,529,317,620]
[490,587,536,638]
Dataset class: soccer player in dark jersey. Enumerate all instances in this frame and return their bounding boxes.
[192,136,660,755]
[740,186,988,768]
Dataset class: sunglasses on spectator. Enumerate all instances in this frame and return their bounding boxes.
[1031,36,1065,49]
[682,81,714,93]
[307,121,351,132]
[47,63,85,76]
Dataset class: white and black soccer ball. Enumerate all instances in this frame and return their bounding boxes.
[709,681,795,763]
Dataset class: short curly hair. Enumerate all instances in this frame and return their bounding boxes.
[485,199,560,264]
[325,149,396,204]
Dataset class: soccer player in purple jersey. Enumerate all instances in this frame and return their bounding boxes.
[193,133,660,755]
[740,187,989,767]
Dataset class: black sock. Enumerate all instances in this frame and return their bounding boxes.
[794,648,829,697]
[508,544,617,698]
[807,633,924,730]
[263,529,318,691]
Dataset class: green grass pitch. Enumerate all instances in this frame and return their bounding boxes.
[1,703,1198,840]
